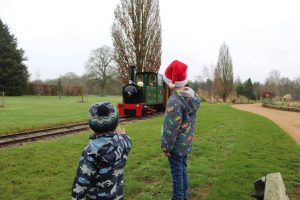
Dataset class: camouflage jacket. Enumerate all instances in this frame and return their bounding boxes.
[72,132,131,200]
[161,87,200,156]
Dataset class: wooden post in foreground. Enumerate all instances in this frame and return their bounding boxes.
[1,92,4,107]
[264,172,289,200]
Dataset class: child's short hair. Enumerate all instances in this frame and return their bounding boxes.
[88,102,118,133]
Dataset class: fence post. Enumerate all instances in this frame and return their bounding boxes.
[1,92,4,107]
[264,172,289,200]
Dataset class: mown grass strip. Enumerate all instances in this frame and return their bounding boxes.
[0,103,299,200]
[0,96,121,134]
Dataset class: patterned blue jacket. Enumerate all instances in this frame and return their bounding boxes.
[161,87,200,156]
[72,132,131,200]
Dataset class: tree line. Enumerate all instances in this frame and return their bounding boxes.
[28,72,122,96]
[2,0,300,99]
[0,0,162,96]
[188,43,300,103]
[189,69,300,103]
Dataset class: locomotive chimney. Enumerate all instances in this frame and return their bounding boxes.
[130,65,136,83]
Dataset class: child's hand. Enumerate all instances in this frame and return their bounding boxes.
[116,126,126,135]
[162,148,171,157]
[164,152,171,157]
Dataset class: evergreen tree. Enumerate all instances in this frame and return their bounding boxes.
[253,81,262,100]
[235,84,244,97]
[0,19,29,96]
[244,78,255,100]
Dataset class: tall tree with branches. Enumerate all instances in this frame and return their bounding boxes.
[203,64,216,103]
[264,70,281,96]
[85,46,116,96]
[112,0,162,83]
[214,42,234,102]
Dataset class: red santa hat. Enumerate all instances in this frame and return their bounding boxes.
[163,60,188,88]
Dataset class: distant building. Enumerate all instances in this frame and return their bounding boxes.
[292,95,300,101]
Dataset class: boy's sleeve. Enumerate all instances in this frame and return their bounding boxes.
[161,100,182,153]
[121,134,132,154]
[72,148,98,199]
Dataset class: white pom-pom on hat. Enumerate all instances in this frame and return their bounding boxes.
[168,83,175,89]
[163,60,188,88]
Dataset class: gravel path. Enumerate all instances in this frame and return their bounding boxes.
[232,103,300,145]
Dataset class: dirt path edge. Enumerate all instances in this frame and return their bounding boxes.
[232,103,300,145]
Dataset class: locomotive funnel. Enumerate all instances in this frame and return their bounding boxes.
[130,65,136,83]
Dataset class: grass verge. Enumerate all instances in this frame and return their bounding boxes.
[0,96,121,134]
[0,103,299,199]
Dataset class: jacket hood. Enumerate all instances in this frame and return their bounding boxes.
[88,133,130,163]
[175,87,201,114]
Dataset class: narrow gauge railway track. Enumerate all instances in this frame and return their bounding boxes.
[0,113,162,148]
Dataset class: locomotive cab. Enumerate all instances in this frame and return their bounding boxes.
[135,72,164,104]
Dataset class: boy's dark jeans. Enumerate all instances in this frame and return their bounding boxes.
[168,154,188,200]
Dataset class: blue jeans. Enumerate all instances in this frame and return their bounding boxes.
[168,154,188,200]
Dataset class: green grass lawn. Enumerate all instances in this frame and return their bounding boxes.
[0,95,121,134]
[0,103,300,199]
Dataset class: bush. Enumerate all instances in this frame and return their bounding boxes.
[232,96,254,104]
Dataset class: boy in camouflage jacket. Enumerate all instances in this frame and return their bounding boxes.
[72,102,131,200]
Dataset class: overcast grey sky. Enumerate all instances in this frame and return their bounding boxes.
[1,0,300,82]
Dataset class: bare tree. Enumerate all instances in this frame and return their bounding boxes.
[264,70,281,96]
[34,69,41,96]
[214,42,234,102]
[112,0,162,83]
[203,64,216,103]
[279,77,293,96]
[85,46,116,96]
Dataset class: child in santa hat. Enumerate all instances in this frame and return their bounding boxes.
[161,60,201,200]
